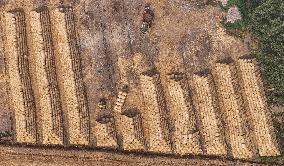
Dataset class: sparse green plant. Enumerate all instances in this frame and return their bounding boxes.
[0,131,12,140]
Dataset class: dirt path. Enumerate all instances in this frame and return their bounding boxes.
[0,145,276,166]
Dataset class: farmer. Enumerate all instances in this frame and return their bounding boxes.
[140,3,154,33]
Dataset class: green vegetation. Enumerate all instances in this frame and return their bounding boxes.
[221,0,284,104]
[260,153,284,162]
[0,131,12,140]
[251,0,284,104]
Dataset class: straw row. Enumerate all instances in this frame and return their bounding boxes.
[29,8,63,145]
[4,10,37,143]
[51,7,89,145]
[140,72,172,153]
[120,109,145,151]
[237,58,280,156]
[213,62,255,159]
[94,116,118,148]
[167,73,202,155]
[191,73,227,156]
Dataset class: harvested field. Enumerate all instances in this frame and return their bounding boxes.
[213,59,257,159]
[0,0,282,165]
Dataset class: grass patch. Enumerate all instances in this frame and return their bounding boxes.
[220,18,247,38]
[260,153,284,162]
[222,19,245,30]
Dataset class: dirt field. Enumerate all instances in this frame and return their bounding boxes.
[0,144,278,166]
